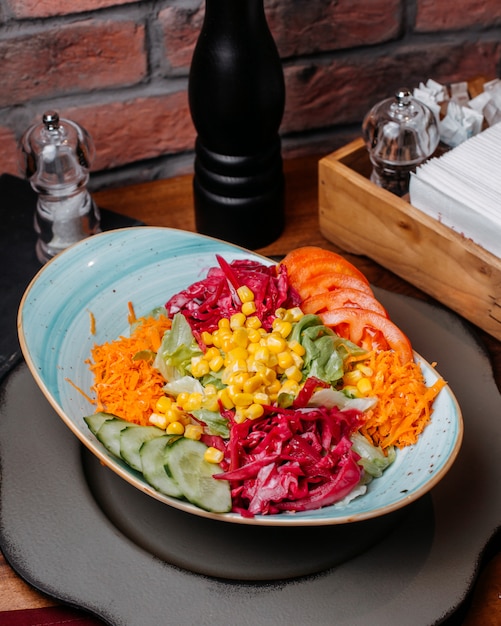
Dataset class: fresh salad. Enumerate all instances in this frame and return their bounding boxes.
[82,247,445,516]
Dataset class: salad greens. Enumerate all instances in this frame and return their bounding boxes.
[86,256,397,516]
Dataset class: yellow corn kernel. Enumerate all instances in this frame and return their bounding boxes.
[280,379,300,395]
[266,378,282,395]
[356,363,374,377]
[268,353,278,368]
[165,407,183,423]
[242,374,262,394]
[225,353,248,371]
[267,333,287,354]
[274,307,287,319]
[179,412,193,426]
[204,383,217,397]
[285,365,303,383]
[203,396,220,412]
[155,396,172,414]
[221,336,237,353]
[283,307,304,322]
[288,339,306,357]
[224,383,240,398]
[208,354,224,372]
[149,412,168,429]
[233,410,247,424]
[188,393,204,411]
[204,346,220,361]
[176,392,190,409]
[191,357,210,378]
[247,328,262,344]
[230,312,246,329]
[277,350,294,370]
[237,285,255,303]
[212,327,230,348]
[184,423,203,440]
[245,315,262,330]
[343,385,359,397]
[218,318,230,329]
[166,421,185,435]
[290,352,304,370]
[280,321,293,338]
[210,332,222,349]
[245,403,265,420]
[258,366,277,386]
[204,446,224,463]
[253,345,271,364]
[272,319,293,339]
[236,370,252,386]
[241,300,257,316]
[344,370,363,386]
[232,327,249,348]
[253,391,270,405]
[357,377,372,395]
[201,331,214,346]
[218,388,234,409]
[232,392,254,407]
[247,342,259,357]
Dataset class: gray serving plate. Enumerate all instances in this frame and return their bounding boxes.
[1,290,500,625]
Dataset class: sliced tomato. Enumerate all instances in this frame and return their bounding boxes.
[294,271,374,300]
[319,308,413,364]
[302,288,388,317]
[281,247,370,286]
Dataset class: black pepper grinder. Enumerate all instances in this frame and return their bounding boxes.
[188,0,285,249]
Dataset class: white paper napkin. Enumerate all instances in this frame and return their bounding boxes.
[409,122,501,258]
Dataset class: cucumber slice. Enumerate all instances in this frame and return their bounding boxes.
[96,418,137,458]
[84,412,116,436]
[164,438,231,513]
[140,435,183,498]
[119,425,166,472]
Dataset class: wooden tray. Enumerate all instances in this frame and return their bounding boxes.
[318,137,501,341]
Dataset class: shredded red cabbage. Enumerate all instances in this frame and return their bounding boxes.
[165,256,301,344]
[213,401,364,516]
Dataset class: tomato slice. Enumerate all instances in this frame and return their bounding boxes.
[302,288,388,317]
[281,247,370,286]
[319,308,413,364]
[293,271,374,299]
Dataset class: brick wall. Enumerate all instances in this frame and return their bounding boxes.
[0,0,500,189]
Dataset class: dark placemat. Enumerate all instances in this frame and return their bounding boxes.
[0,174,143,383]
[1,292,501,625]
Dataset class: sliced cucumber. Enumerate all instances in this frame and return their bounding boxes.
[119,425,166,472]
[96,418,138,458]
[84,412,116,436]
[140,435,183,498]
[84,415,232,514]
[164,438,231,513]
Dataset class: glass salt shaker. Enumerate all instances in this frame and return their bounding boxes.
[21,111,101,264]
[362,88,439,196]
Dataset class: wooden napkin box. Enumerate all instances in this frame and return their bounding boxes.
[318,138,501,341]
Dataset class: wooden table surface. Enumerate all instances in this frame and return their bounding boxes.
[2,155,500,623]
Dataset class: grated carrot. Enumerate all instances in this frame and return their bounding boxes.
[358,350,447,450]
[87,313,172,425]
[89,311,96,335]
[66,377,95,405]
[127,301,137,325]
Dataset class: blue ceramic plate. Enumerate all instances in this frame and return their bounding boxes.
[18,227,463,526]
